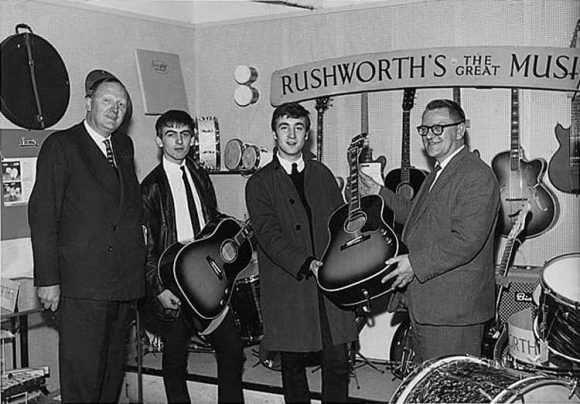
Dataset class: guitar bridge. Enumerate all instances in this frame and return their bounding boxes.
[340,234,370,251]
[205,256,223,280]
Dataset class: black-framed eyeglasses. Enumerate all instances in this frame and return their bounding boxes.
[416,122,463,137]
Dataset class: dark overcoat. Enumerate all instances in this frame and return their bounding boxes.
[245,152,357,352]
[29,122,146,300]
[380,147,500,325]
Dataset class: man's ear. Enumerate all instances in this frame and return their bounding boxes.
[155,136,163,148]
[85,96,92,112]
[273,131,278,141]
[456,123,466,140]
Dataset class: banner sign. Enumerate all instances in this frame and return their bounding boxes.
[270,46,580,105]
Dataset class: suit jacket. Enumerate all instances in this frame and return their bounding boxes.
[29,122,146,301]
[140,156,224,325]
[380,147,500,325]
[246,151,357,352]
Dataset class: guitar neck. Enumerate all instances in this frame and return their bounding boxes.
[361,92,369,135]
[571,91,580,167]
[453,87,461,106]
[233,224,252,247]
[510,88,521,171]
[401,110,411,180]
[348,147,362,214]
[317,109,324,162]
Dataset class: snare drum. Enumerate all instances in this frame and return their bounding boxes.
[536,253,580,363]
[223,138,247,171]
[391,355,580,403]
[230,256,263,346]
[241,144,273,171]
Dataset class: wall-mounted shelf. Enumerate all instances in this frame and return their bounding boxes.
[207,170,255,176]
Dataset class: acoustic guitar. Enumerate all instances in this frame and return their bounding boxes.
[384,88,427,233]
[319,133,399,310]
[491,89,558,238]
[548,18,580,195]
[158,217,253,320]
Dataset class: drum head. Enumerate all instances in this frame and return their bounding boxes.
[541,253,580,307]
[242,145,259,170]
[224,138,245,170]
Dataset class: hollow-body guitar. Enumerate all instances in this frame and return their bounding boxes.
[491,89,558,238]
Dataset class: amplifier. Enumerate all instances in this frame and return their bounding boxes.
[495,265,542,324]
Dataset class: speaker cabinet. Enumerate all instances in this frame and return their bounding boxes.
[495,265,542,324]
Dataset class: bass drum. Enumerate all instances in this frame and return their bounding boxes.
[230,254,263,346]
[391,355,580,403]
[535,253,580,363]
[1,24,69,129]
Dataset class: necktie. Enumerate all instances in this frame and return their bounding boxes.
[181,166,201,235]
[291,162,299,177]
[428,164,441,192]
[103,138,116,168]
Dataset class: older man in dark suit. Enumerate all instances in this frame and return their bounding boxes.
[28,72,146,403]
[360,99,500,363]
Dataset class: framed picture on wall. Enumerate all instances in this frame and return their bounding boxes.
[135,49,188,115]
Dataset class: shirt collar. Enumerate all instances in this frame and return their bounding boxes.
[84,120,111,147]
[438,145,465,171]
[162,155,186,174]
[277,152,305,175]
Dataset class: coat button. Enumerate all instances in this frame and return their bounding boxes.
[295,224,301,231]
[107,246,113,252]
[112,225,117,231]
[290,198,295,204]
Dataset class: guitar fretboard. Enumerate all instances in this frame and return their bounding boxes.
[510,88,521,171]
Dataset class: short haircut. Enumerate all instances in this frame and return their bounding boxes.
[85,77,126,99]
[155,110,194,138]
[271,102,310,132]
[424,99,466,123]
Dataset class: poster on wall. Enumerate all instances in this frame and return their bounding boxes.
[2,158,36,206]
[135,49,189,115]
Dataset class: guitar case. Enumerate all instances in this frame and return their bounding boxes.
[1,24,70,129]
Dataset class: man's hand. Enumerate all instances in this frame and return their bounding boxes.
[157,289,181,310]
[309,260,323,279]
[359,170,381,196]
[381,254,415,290]
[37,285,61,311]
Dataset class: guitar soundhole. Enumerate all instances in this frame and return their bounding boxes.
[396,183,415,200]
[221,240,238,263]
[345,211,366,233]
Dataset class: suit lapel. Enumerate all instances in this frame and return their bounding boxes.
[78,126,121,208]
[403,148,468,239]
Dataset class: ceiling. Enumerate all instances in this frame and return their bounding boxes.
[62,0,393,24]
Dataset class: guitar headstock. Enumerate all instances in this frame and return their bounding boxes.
[508,202,531,240]
[315,96,332,114]
[402,88,416,112]
[348,133,368,151]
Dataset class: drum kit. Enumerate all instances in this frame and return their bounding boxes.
[389,252,580,403]
[223,138,273,172]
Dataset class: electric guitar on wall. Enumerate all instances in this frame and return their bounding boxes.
[383,88,427,233]
[491,89,559,238]
[158,217,253,320]
[480,203,530,359]
[315,96,331,162]
[319,133,399,311]
[548,18,580,195]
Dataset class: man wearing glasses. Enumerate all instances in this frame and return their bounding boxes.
[360,99,500,363]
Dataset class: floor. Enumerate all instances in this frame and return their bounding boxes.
[123,340,404,404]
